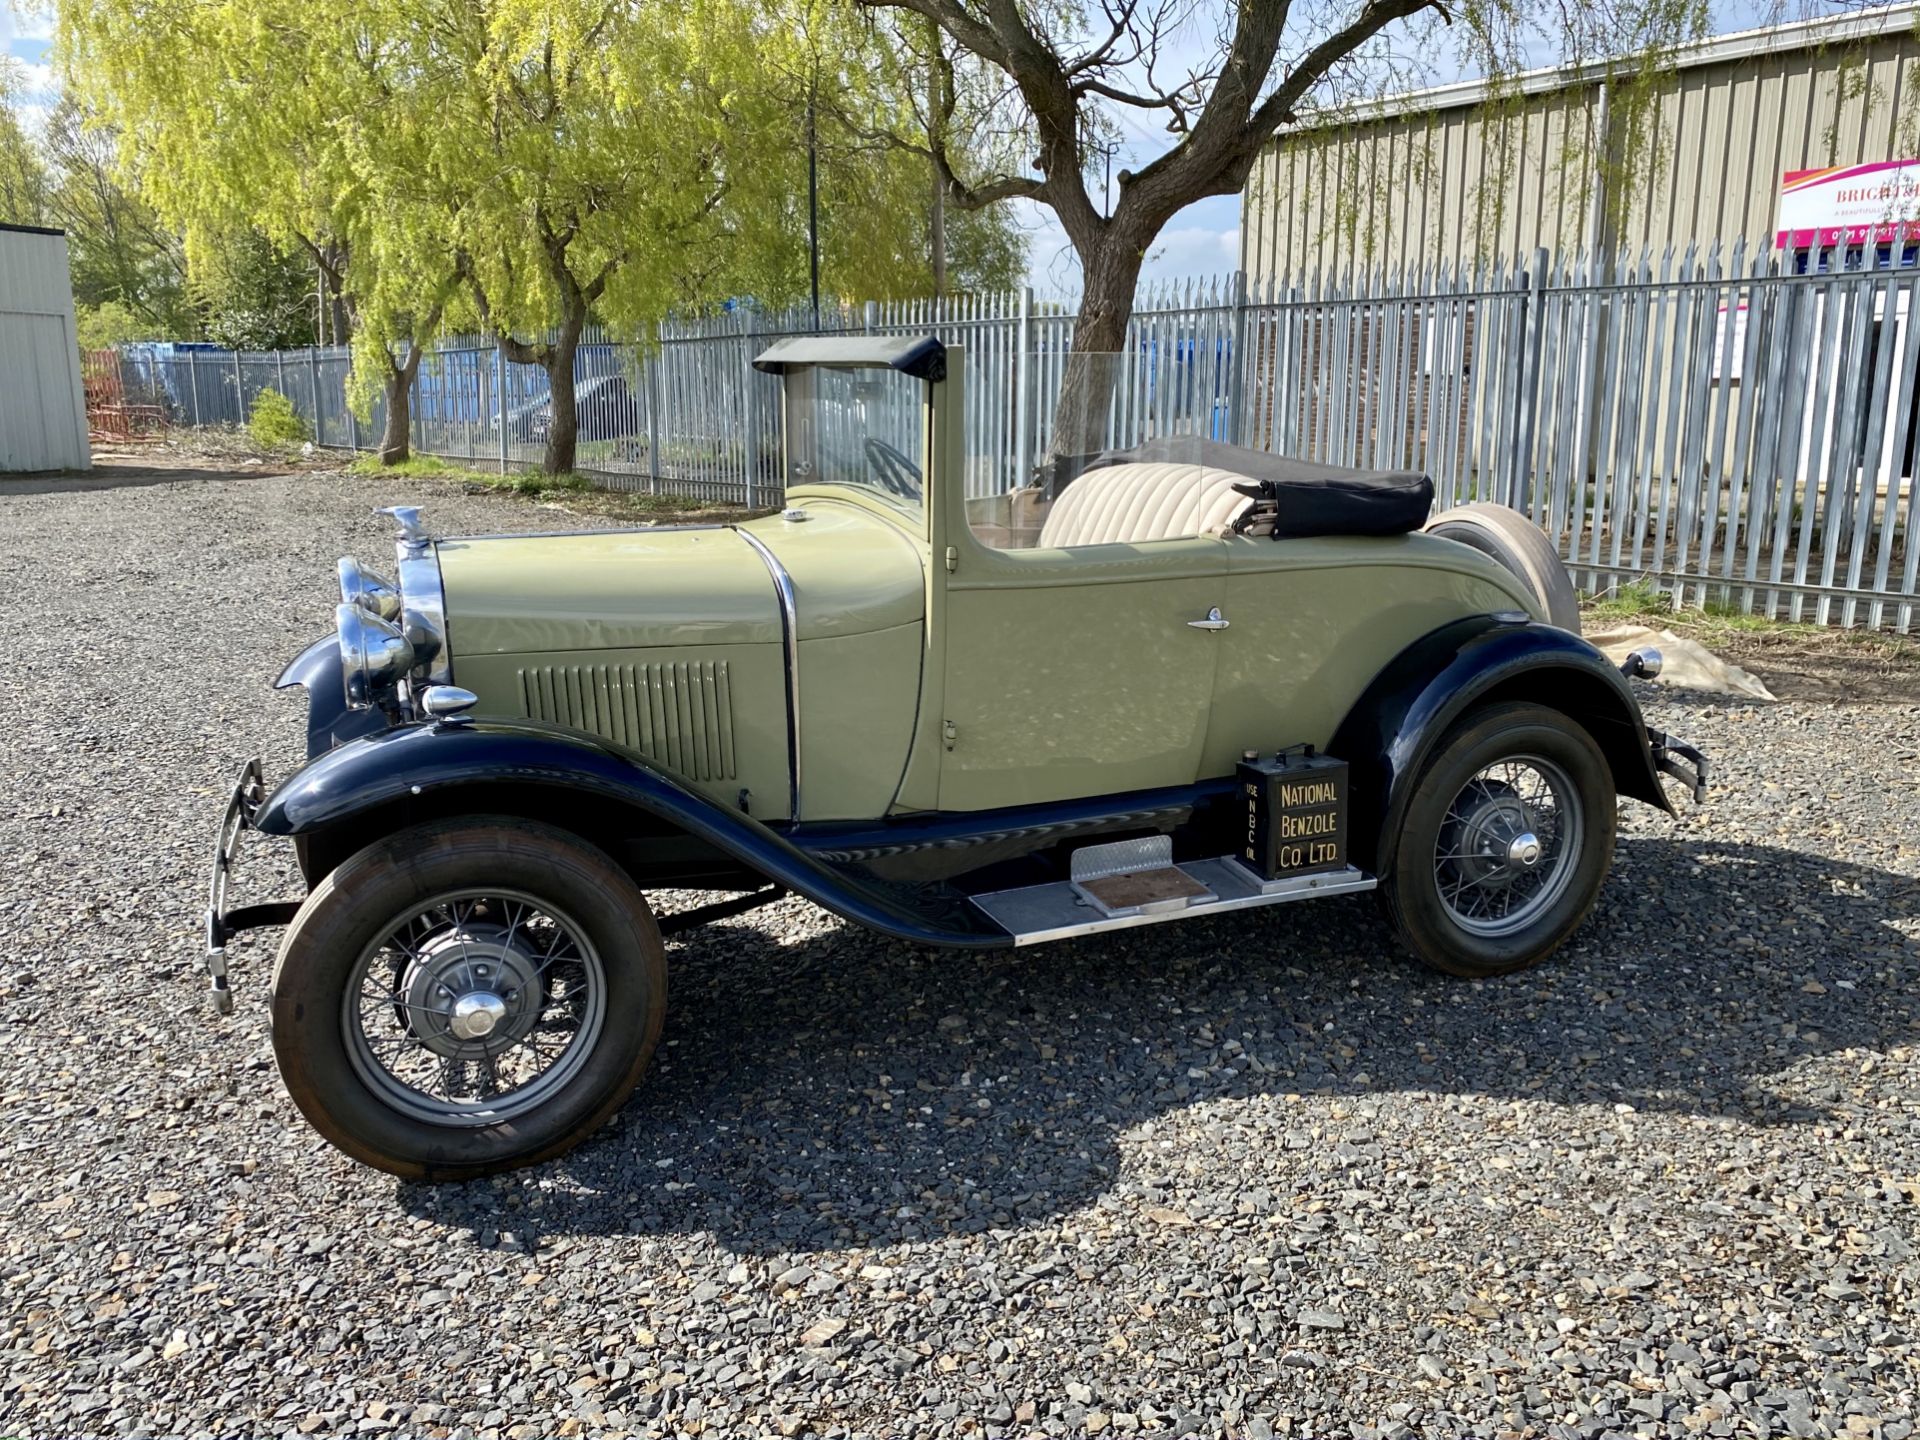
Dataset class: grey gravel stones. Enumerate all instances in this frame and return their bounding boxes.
[1,464,1917,1439]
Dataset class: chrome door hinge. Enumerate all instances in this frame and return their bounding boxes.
[944,546,958,572]
[943,719,958,750]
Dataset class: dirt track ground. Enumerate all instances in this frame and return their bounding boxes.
[2,454,1917,1440]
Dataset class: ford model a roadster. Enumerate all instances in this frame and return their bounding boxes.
[207,337,1707,1178]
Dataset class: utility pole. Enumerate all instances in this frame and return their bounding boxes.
[807,78,821,327]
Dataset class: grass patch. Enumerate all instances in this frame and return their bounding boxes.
[348,453,459,480]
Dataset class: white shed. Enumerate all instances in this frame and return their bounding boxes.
[0,223,91,473]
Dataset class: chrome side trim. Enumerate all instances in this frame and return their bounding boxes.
[397,541,452,686]
[734,526,802,822]
[449,523,734,542]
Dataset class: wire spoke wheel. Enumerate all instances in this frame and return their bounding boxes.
[1431,753,1585,939]
[342,887,608,1128]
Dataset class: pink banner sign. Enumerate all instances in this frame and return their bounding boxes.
[1776,159,1920,248]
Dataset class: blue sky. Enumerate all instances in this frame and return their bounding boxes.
[3,0,1848,293]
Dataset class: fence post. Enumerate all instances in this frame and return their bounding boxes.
[646,326,662,495]
[1510,249,1548,514]
[496,344,510,476]
[345,356,358,452]
[742,312,760,508]
[413,347,426,459]
[1013,285,1034,482]
[1227,269,1249,447]
[187,349,201,426]
[275,349,286,405]
[863,300,878,335]
[308,348,322,447]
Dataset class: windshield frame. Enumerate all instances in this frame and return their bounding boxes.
[778,363,931,534]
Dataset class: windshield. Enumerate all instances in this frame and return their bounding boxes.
[783,366,926,521]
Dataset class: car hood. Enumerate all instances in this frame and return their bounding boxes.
[437,503,926,658]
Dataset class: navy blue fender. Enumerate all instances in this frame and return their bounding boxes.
[1328,615,1672,876]
[251,717,1009,950]
[274,635,393,757]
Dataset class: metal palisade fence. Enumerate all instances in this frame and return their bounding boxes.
[118,237,1920,630]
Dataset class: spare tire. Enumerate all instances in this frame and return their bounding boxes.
[1423,503,1581,634]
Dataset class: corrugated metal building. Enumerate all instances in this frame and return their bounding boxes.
[1242,4,1920,282]
[0,223,91,473]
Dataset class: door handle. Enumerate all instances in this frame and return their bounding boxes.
[1187,607,1230,631]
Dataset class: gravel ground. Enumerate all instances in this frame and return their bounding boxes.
[3,462,1919,1440]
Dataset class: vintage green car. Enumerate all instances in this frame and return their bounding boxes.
[208,337,1707,1178]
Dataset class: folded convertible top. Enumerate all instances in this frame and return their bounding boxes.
[1082,438,1435,539]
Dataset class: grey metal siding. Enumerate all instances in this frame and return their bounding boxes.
[0,227,91,473]
[1246,11,1920,284]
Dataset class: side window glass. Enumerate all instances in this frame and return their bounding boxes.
[967,352,1242,550]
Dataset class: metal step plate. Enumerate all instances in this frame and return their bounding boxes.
[972,856,1377,947]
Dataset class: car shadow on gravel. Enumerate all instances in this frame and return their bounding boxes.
[397,835,1919,1255]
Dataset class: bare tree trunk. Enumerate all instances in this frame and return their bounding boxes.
[1045,243,1146,476]
[930,159,947,297]
[377,345,424,465]
[541,315,584,475]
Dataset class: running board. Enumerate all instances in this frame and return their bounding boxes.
[972,854,1377,947]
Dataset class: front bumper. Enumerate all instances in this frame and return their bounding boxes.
[1648,728,1710,804]
[203,759,301,1014]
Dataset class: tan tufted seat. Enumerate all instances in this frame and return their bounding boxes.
[1036,461,1256,548]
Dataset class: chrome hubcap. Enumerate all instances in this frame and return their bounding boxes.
[1434,757,1583,938]
[448,991,509,1040]
[343,890,606,1128]
[1507,831,1542,867]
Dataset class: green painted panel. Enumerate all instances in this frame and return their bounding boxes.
[453,642,793,820]
[1203,532,1538,772]
[798,622,923,819]
[439,528,776,656]
[739,502,926,640]
[936,539,1229,811]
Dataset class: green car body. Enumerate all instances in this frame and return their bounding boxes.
[209,336,1706,1178]
[434,357,1537,824]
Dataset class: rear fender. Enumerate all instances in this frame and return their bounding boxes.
[1329,616,1672,875]
[252,718,1006,949]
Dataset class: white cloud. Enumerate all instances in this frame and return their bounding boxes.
[1,4,56,47]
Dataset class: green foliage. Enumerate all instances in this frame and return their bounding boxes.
[247,388,310,448]
[0,61,48,227]
[191,229,319,349]
[347,454,454,480]
[74,301,148,350]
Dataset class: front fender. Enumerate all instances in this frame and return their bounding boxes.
[1329,616,1673,875]
[274,634,392,758]
[252,718,1007,949]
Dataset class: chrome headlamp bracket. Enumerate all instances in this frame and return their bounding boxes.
[336,603,415,710]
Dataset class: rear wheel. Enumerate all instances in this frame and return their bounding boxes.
[1381,702,1615,977]
[270,816,666,1179]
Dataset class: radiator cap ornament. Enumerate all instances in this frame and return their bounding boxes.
[377,505,430,553]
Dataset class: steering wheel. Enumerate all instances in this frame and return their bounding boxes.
[863,438,923,501]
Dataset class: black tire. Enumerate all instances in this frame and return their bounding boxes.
[270,816,667,1180]
[1424,503,1582,634]
[1381,702,1615,978]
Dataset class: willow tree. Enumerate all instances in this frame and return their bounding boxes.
[375,0,794,476]
[65,0,462,462]
[0,63,49,226]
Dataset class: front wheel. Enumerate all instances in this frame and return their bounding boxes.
[270,816,667,1179]
[1381,702,1616,977]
